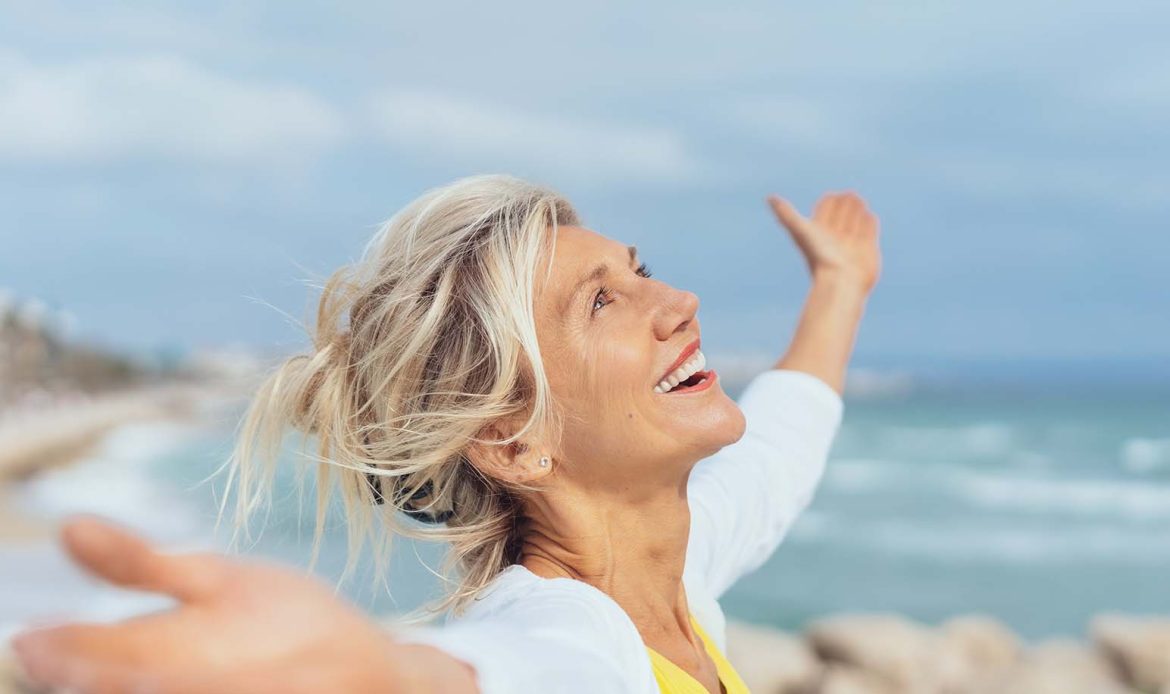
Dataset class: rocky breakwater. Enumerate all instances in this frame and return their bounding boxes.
[725,613,1170,694]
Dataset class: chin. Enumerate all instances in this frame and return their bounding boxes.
[687,403,747,460]
[723,404,749,445]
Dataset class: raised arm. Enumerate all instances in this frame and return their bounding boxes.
[685,192,880,598]
[766,191,880,393]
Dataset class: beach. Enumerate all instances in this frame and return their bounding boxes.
[1,374,1167,693]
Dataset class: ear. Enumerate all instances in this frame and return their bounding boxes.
[465,417,554,485]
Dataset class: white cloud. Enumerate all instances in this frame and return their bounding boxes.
[366,89,704,184]
[0,52,344,167]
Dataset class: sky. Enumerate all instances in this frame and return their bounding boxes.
[1,1,1167,368]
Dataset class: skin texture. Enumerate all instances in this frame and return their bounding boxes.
[10,191,880,694]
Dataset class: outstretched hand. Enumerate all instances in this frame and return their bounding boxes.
[10,515,476,693]
[767,191,882,293]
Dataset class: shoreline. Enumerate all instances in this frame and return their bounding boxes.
[0,384,209,479]
[0,382,242,542]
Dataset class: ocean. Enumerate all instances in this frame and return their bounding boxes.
[5,358,1168,640]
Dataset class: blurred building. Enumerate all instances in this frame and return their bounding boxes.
[0,288,150,407]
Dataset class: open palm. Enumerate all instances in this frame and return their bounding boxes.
[768,191,882,293]
[11,515,467,693]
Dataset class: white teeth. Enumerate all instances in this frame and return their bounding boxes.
[654,349,706,393]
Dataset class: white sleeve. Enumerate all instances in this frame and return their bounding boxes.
[390,590,654,694]
[685,368,844,599]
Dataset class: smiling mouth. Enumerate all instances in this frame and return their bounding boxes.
[659,370,714,394]
[654,348,712,394]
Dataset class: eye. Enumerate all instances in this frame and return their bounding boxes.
[592,286,614,314]
[591,262,652,315]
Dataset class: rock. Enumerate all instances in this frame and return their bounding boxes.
[939,614,1021,690]
[940,615,1021,673]
[817,664,896,694]
[725,620,821,693]
[1092,613,1170,692]
[805,613,962,692]
[973,638,1130,694]
[930,638,978,693]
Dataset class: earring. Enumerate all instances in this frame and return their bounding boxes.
[538,456,550,468]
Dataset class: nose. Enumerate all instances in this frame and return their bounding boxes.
[653,283,700,342]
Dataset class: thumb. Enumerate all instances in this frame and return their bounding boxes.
[60,514,227,603]
[766,195,812,237]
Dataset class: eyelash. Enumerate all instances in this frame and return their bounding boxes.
[592,262,653,314]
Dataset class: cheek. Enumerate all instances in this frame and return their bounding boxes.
[562,341,652,432]
[594,341,652,409]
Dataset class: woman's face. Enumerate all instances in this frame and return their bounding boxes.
[532,225,746,493]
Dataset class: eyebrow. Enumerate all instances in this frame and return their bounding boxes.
[560,245,638,316]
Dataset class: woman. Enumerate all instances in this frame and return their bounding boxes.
[11,174,880,693]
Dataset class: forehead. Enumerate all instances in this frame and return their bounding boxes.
[551,225,614,267]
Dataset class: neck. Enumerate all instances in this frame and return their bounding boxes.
[517,479,697,642]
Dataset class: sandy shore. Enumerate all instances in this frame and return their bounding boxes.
[0,383,236,542]
[0,385,211,479]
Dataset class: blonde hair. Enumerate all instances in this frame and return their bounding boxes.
[215,174,579,621]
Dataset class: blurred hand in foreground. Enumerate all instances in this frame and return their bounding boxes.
[767,190,882,293]
[10,515,477,693]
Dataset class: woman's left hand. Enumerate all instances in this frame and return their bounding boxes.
[767,191,882,294]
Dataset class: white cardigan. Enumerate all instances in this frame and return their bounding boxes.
[394,369,844,693]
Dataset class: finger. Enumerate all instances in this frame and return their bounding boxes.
[851,198,878,236]
[14,620,213,694]
[824,192,848,230]
[813,194,834,221]
[12,622,141,691]
[60,515,227,602]
[766,195,811,235]
[842,192,865,232]
[60,515,158,590]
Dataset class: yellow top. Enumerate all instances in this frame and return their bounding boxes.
[645,614,751,693]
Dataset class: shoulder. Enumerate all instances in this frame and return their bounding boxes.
[449,565,658,690]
